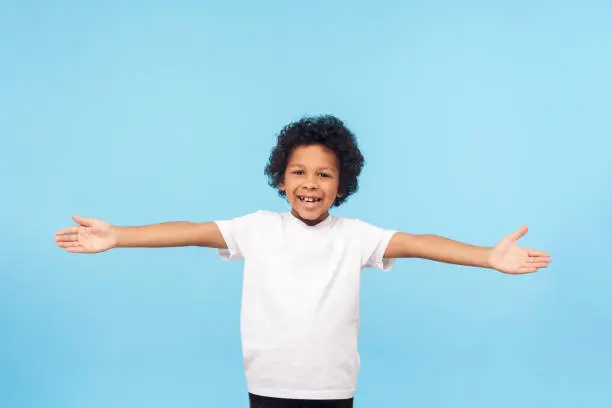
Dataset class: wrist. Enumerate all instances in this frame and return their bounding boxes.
[110,226,120,248]
[483,247,493,269]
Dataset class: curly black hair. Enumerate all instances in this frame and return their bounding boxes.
[264,115,365,207]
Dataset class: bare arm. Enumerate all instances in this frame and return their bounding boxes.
[385,232,491,267]
[115,221,226,248]
[55,215,227,254]
[384,226,551,274]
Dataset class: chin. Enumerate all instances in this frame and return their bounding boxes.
[297,210,325,220]
[290,202,329,222]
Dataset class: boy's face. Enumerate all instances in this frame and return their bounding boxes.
[279,144,342,225]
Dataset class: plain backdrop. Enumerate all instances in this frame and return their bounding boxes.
[1,1,611,407]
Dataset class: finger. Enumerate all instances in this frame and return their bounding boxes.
[528,256,551,263]
[528,249,550,258]
[530,262,548,268]
[517,266,538,274]
[527,257,550,265]
[508,225,528,242]
[72,215,93,227]
[56,227,79,236]
[66,246,88,253]
[57,241,81,248]
[55,234,79,242]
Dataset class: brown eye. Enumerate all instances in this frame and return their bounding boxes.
[319,172,330,178]
[292,170,304,175]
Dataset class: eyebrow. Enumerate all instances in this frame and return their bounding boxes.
[288,164,338,173]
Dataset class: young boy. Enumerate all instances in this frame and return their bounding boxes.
[54,115,551,408]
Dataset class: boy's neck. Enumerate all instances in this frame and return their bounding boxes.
[290,208,330,227]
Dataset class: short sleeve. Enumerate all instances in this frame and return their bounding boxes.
[214,211,264,261]
[354,219,397,271]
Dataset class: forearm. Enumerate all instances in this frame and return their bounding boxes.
[113,221,225,248]
[413,234,492,268]
[390,233,492,268]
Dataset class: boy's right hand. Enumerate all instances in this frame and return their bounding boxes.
[54,215,117,254]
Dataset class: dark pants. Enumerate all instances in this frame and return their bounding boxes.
[249,393,354,408]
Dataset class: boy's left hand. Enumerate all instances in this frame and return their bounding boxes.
[489,226,551,274]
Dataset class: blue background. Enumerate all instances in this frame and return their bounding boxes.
[1,1,611,407]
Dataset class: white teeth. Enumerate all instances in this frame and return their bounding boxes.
[298,196,320,203]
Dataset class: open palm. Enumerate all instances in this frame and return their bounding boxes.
[489,226,551,274]
[54,215,117,254]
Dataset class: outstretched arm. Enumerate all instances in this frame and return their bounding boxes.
[55,215,227,254]
[384,226,551,274]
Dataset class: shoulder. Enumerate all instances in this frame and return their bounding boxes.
[328,216,369,236]
[332,216,394,236]
[332,216,372,229]
[216,210,281,227]
[229,210,281,219]
[255,210,282,218]
[251,210,283,224]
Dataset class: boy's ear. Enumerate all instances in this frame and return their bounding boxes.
[279,180,285,192]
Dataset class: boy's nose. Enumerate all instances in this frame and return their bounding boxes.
[302,181,318,190]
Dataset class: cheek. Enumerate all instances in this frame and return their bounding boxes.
[284,180,295,194]
[324,181,340,199]
[280,176,292,193]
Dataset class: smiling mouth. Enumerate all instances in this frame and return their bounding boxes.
[297,195,322,203]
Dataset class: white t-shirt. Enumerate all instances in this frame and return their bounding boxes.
[214,210,396,400]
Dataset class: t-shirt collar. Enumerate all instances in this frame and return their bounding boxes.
[287,211,334,230]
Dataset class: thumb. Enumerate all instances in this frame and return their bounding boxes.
[507,225,528,242]
[72,215,94,227]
